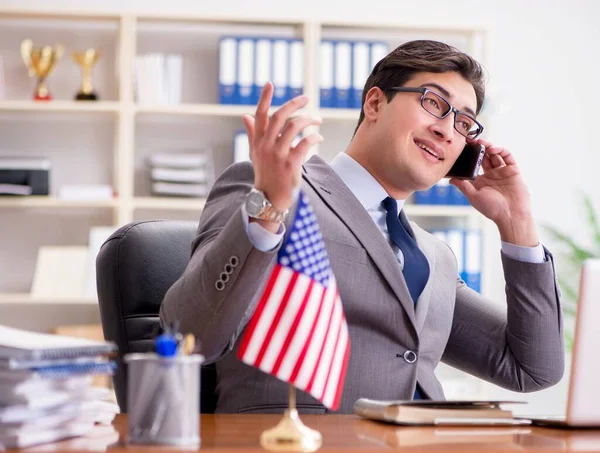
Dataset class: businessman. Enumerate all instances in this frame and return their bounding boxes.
[160,40,564,414]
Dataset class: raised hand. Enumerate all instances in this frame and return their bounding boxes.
[242,82,323,217]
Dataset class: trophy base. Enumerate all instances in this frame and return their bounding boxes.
[75,92,98,101]
[34,93,53,101]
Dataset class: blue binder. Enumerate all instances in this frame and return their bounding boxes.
[272,38,289,106]
[236,37,255,105]
[218,36,237,104]
[319,40,335,108]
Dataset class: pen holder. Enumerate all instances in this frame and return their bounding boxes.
[125,352,205,446]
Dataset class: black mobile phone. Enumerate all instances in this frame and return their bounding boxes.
[445,143,485,180]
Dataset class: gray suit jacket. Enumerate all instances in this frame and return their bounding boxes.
[160,155,564,414]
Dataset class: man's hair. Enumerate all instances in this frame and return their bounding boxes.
[354,40,485,135]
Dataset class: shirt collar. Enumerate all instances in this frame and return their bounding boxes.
[329,152,405,212]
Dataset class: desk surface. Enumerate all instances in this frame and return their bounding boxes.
[13,414,600,452]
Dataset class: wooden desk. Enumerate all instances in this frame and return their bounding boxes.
[13,414,600,452]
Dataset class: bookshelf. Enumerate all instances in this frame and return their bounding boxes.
[0,9,494,311]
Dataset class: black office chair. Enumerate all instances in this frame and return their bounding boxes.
[96,220,217,413]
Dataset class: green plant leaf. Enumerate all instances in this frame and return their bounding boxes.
[565,330,574,352]
[543,225,595,261]
[557,276,578,303]
[583,194,600,255]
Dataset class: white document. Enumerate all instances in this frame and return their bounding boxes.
[84,226,118,299]
[31,246,89,299]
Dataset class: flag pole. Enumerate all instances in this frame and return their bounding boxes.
[259,384,323,452]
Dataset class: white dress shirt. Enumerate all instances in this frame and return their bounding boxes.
[242,153,545,265]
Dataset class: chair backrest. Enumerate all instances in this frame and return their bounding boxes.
[96,220,217,413]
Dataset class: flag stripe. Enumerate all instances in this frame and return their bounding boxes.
[305,284,338,394]
[309,297,342,397]
[239,266,292,363]
[254,271,300,368]
[294,281,337,389]
[259,274,311,373]
[320,309,344,404]
[332,322,350,410]
[276,283,324,381]
[237,265,282,359]
[288,286,328,384]
[271,279,316,376]
[322,321,349,408]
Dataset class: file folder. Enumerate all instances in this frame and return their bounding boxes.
[464,230,482,292]
[370,41,389,71]
[446,229,465,283]
[272,39,289,106]
[351,41,370,109]
[289,39,304,98]
[237,37,255,105]
[319,40,335,108]
[253,38,272,104]
[334,41,352,108]
[219,37,237,104]
[233,129,250,163]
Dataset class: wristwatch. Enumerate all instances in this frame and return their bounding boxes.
[245,188,289,223]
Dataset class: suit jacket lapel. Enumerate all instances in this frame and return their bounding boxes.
[302,156,418,333]
[406,217,436,334]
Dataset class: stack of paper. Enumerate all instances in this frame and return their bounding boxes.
[0,325,119,449]
[148,150,214,198]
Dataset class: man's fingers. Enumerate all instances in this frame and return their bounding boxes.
[254,82,274,140]
[289,133,324,164]
[277,116,323,153]
[264,94,309,145]
[242,114,255,145]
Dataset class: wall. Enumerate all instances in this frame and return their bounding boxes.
[1,0,598,414]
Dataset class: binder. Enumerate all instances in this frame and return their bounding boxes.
[334,41,352,108]
[450,185,470,205]
[272,38,289,106]
[0,325,116,362]
[464,230,482,292]
[351,41,370,109]
[233,129,250,163]
[253,37,272,104]
[414,188,434,205]
[319,40,335,108]
[433,179,451,205]
[370,41,389,71]
[289,39,304,98]
[218,36,237,104]
[236,37,255,105]
[446,229,465,283]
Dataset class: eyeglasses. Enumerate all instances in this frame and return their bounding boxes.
[385,87,484,139]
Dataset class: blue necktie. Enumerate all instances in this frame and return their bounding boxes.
[383,197,430,401]
[382,197,430,303]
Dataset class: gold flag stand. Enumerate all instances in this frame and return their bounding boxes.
[260,385,323,452]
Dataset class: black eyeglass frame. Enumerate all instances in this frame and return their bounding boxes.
[384,86,484,139]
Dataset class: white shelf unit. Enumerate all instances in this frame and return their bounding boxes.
[0,10,494,314]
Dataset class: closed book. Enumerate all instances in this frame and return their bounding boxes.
[354,399,527,426]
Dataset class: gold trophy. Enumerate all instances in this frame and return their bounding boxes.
[72,49,100,101]
[21,39,63,101]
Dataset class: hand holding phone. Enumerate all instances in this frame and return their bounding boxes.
[445,143,485,180]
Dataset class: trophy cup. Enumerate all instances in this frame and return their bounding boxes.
[72,49,100,101]
[21,39,64,101]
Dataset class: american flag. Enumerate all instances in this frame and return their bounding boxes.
[237,190,350,410]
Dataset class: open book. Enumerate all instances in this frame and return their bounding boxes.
[354,398,529,426]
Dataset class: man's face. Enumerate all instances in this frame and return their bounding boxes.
[366,71,478,197]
